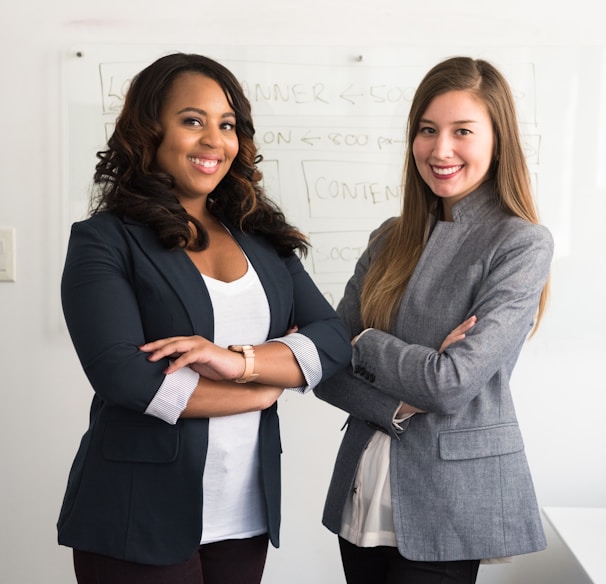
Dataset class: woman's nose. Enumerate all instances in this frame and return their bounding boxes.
[432,134,454,159]
[199,124,221,146]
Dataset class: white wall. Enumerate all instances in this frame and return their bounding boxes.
[0,2,604,583]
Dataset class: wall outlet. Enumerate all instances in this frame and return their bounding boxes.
[0,228,16,282]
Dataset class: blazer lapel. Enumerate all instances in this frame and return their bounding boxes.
[124,219,215,338]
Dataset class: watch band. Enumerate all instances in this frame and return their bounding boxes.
[227,344,259,383]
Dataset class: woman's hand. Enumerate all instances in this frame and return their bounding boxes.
[395,317,477,419]
[397,402,425,417]
[140,336,245,380]
[439,315,477,352]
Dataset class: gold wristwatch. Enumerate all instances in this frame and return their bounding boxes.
[227,344,259,383]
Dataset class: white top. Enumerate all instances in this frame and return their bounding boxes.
[143,252,322,544]
[339,414,412,547]
[199,260,270,543]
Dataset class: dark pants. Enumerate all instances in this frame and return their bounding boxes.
[338,537,480,584]
[73,534,269,584]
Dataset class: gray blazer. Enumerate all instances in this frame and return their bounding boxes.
[315,182,552,561]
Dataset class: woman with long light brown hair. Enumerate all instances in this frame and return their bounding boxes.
[316,56,552,584]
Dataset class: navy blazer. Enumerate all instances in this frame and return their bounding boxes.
[315,183,552,561]
[57,212,351,566]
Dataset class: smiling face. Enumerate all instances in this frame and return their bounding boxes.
[412,89,495,217]
[155,72,239,215]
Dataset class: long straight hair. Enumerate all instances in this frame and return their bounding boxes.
[360,57,549,333]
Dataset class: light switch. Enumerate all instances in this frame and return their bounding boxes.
[0,228,16,282]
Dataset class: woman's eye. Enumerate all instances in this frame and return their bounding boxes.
[457,128,472,136]
[418,126,435,135]
[183,117,202,127]
[221,122,236,131]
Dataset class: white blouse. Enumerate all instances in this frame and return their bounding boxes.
[339,414,412,547]
[143,254,321,545]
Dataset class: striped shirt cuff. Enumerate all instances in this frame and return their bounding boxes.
[269,332,322,394]
[144,365,200,425]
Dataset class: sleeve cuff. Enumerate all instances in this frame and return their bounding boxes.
[144,365,200,425]
[352,327,374,346]
[269,332,322,394]
[393,402,415,432]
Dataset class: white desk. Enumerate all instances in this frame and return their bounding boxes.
[543,506,606,584]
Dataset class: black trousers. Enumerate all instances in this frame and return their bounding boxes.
[73,534,269,584]
[339,537,480,584]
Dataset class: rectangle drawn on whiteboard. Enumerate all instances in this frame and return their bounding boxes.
[309,231,370,275]
[303,160,402,219]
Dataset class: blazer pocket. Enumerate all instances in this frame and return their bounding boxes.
[103,423,180,463]
[438,423,524,461]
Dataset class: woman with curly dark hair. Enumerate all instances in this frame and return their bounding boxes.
[57,53,351,584]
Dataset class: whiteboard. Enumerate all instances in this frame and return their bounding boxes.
[63,44,605,305]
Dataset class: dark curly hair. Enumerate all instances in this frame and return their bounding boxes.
[91,53,308,256]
